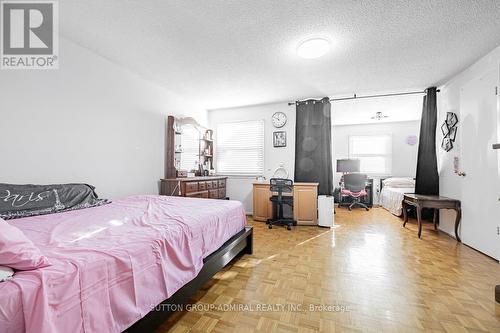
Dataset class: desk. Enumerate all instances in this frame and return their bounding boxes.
[252,182,318,225]
[402,194,462,241]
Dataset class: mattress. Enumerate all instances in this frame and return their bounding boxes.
[380,187,415,216]
[0,195,246,333]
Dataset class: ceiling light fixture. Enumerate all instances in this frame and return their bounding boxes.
[297,38,330,59]
[371,112,389,121]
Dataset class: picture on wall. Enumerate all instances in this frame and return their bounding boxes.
[448,126,457,141]
[441,137,453,152]
[406,135,418,146]
[273,131,286,147]
[446,112,458,128]
[441,112,458,152]
[440,122,449,136]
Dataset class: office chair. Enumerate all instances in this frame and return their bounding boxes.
[341,173,369,211]
[267,178,296,230]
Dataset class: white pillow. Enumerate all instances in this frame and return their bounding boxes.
[0,266,14,282]
[382,177,415,188]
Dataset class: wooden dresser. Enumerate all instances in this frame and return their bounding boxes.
[160,176,227,199]
[252,182,318,225]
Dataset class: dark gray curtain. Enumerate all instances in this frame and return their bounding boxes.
[294,97,333,195]
[415,87,439,195]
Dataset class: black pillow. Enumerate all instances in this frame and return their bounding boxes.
[0,183,110,220]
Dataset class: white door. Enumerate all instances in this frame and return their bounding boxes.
[459,68,500,259]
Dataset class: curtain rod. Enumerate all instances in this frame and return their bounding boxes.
[287,89,440,106]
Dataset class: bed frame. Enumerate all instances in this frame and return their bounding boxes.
[126,226,253,332]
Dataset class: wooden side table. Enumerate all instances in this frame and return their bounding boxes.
[402,194,462,241]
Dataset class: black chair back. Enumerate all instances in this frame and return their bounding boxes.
[343,173,367,193]
[270,178,293,195]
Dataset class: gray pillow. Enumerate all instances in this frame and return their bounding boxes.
[0,183,110,220]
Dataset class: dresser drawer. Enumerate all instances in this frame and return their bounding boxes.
[184,182,198,193]
[209,189,219,198]
[218,179,226,188]
[218,188,226,199]
[186,191,201,198]
[198,181,207,190]
[206,181,213,189]
[186,191,209,198]
[211,180,218,189]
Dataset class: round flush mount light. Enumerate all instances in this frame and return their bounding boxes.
[297,38,330,59]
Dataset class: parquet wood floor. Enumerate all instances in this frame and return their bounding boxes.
[156,208,500,332]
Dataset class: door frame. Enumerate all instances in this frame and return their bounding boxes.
[497,62,500,261]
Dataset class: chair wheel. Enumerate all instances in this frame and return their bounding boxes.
[268,225,272,229]
[287,226,291,230]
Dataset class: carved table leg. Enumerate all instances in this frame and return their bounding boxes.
[454,203,462,242]
[416,205,423,239]
[433,209,438,230]
[402,201,408,227]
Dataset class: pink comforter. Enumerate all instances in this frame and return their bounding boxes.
[0,195,246,333]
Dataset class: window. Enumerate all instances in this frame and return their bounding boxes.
[180,125,200,171]
[216,120,264,175]
[348,135,392,175]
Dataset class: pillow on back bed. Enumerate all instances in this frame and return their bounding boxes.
[382,177,415,188]
[0,183,110,220]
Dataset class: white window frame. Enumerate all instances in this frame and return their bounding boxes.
[348,134,392,176]
[215,120,265,176]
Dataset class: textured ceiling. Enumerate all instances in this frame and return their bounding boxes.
[60,0,500,110]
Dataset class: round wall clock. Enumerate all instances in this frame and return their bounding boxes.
[272,112,287,128]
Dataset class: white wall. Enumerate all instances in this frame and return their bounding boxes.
[333,121,420,202]
[437,44,500,241]
[209,100,421,212]
[0,38,207,199]
[208,102,296,212]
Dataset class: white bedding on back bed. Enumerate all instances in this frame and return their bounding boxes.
[380,187,415,216]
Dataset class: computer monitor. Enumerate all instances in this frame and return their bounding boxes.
[336,159,360,173]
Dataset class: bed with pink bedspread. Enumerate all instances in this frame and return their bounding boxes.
[0,195,247,333]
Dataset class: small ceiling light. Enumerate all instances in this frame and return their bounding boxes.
[297,38,330,59]
[371,112,389,121]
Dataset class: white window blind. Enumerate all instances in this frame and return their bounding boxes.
[216,120,264,175]
[348,135,392,175]
[180,125,200,171]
